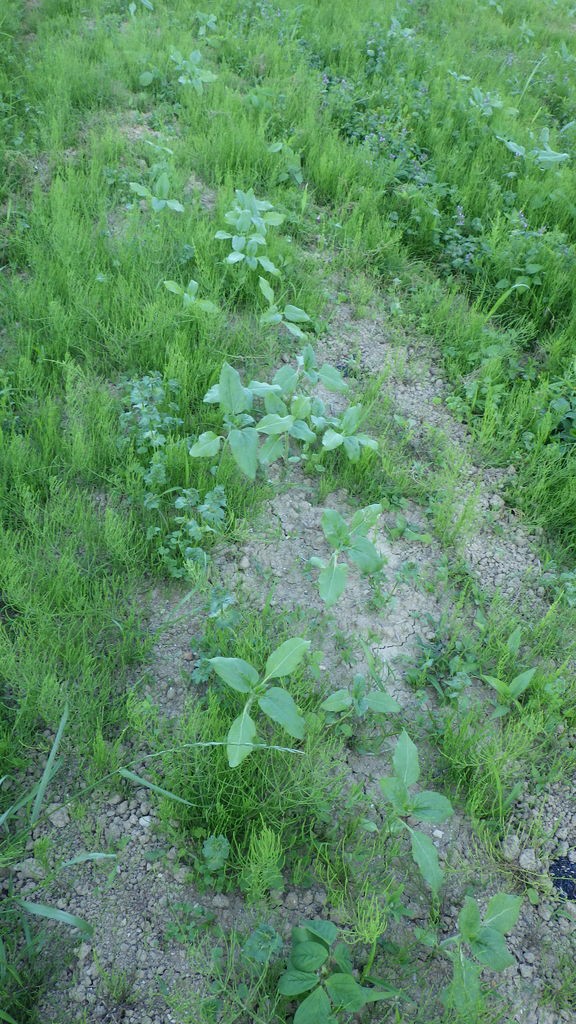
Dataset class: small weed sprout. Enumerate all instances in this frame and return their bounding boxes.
[258,276,311,339]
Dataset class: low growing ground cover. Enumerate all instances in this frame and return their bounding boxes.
[0,0,575,1022]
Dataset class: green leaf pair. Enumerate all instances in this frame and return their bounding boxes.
[209,638,310,766]
[380,731,453,893]
[310,505,384,607]
[278,921,394,1023]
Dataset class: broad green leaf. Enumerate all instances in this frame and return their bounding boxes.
[411,790,453,824]
[321,509,350,549]
[303,919,338,946]
[333,942,353,973]
[166,199,184,212]
[264,638,310,680]
[342,436,360,461]
[458,897,481,942]
[17,900,92,936]
[248,379,282,397]
[263,211,285,226]
[214,230,232,240]
[341,405,363,435]
[356,433,378,451]
[258,276,275,303]
[129,181,150,198]
[256,414,294,435]
[506,626,522,657]
[189,431,222,457]
[294,985,332,1024]
[322,428,344,451]
[219,362,250,414]
[364,691,400,714]
[272,364,298,394]
[318,558,347,607]
[393,730,420,787]
[509,668,536,699]
[229,427,258,479]
[325,974,390,1011]
[409,830,444,894]
[284,322,307,339]
[291,940,329,972]
[227,251,245,264]
[348,536,383,573]
[163,279,183,294]
[483,894,522,935]
[258,255,280,276]
[470,926,515,971]
[318,364,348,393]
[258,687,305,740]
[278,969,318,997]
[379,775,410,815]
[259,434,284,465]
[155,172,170,199]
[227,708,257,768]
[350,504,381,535]
[203,383,220,403]
[320,690,353,713]
[150,196,166,211]
[442,956,482,1014]
[209,657,259,692]
[290,419,316,442]
[196,299,219,314]
[139,71,154,86]
[118,769,193,805]
[291,395,311,419]
[284,304,311,323]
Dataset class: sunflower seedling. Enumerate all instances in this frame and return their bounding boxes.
[258,277,311,339]
[320,672,400,741]
[379,731,453,894]
[163,278,219,313]
[215,189,284,275]
[209,637,310,767]
[439,893,522,1015]
[170,50,217,92]
[129,172,184,212]
[310,505,384,607]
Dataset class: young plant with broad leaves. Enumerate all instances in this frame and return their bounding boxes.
[319,670,400,741]
[215,189,284,276]
[278,919,394,1024]
[437,893,522,1016]
[189,348,376,480]
[379,731,453,895]
[258,277,311,340]
[310,505,384,607]
[209,638,310,767]
[163,278,219,314]
[170,49,217,92]
[129,171,184,213]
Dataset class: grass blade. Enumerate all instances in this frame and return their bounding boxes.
[31,706,68,826]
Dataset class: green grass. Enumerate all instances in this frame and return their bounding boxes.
[1,0,576,1020]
